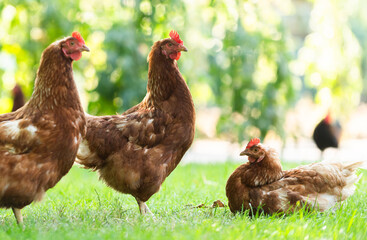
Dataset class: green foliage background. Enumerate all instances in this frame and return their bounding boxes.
[0,0,366,141]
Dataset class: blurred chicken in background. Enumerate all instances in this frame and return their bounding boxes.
[312,112,342,159]
[11,84,25,112]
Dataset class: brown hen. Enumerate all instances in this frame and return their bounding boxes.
[226,138,363,215]
[0,32,89,224]
[77,30,195,214]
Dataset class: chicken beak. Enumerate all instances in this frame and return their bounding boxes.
[80,44,90,52]
[178,44,188,52]
[239,149,249,156]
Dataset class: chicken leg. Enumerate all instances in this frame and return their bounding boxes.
[136,198,153,215]
[12,208,23,225]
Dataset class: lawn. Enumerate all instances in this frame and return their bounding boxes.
[0,162,366,240]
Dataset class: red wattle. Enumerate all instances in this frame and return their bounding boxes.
[69,52,82,61]
[169,52,181,60]
[248,156,256,163]
[62,48,82,61]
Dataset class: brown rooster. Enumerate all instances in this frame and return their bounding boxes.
[11,84,25,112]
[226,138,363,215]
[0,32,89,224]
[77,30,195,214]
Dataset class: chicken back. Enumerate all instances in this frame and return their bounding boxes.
[0,32,89,224]
[77,30,195,214]
[226,138,362,215]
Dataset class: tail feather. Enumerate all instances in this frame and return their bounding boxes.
[338,160,365,202]
[341,161,366,185]
[292,160,363,211]
[343,161,367,171]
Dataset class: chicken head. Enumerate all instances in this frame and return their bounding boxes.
[160,30,188,60]
[61,31,90,61]
[240,138,266,163]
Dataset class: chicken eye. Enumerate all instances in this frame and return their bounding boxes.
[254,148,258,152]
[168,43,173,47]
[70,41,75,46]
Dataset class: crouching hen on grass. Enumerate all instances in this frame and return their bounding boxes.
[0,32,89,224]
[226,138,364,215]
[77,30,195,215]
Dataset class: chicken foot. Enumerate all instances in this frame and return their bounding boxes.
[136,198,153,215]
[12,208,23,225]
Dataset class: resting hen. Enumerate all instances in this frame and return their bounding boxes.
[11,84,25,112]
[0,32,89,224]
[226,138,363,214]
[312,112,342,155]
[77,30,195,215]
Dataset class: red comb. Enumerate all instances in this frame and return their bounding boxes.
[169,30,183,44]
[324,111,331,124]
[72,31,85,44]
[246,138,260,149]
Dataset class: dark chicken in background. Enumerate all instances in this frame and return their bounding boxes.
[312,112,342,156]
[0,32,89,224]
[226,138,363,214]
[11,84,25,112]
[77,30,195,215]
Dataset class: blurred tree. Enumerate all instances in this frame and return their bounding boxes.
[295,0,363,121]
[206,0,297,141]
[349,0,367,103]
[0,0,366,143]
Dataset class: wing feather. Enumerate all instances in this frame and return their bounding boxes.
[0,119,42,154]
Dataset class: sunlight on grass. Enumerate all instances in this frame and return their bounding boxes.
[0,163,366,239]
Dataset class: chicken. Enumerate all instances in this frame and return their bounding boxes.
[226,138,363,215]
[0,32,89,224]
[77,30,195,215]
[11,84,25,112]
[312,112,342,156]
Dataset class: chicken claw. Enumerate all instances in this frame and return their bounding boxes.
[136,198,153,216]
[12,208,23,226]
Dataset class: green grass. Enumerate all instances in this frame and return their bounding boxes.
[1,162,367,239]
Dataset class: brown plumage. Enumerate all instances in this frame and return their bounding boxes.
[11,84,25,112]
[226,138,362,215]
[77,30,195,215]
[0,32,89,224]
